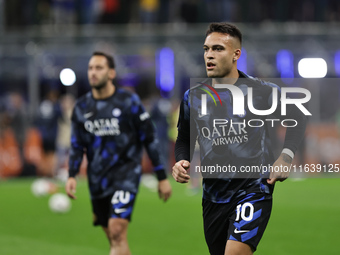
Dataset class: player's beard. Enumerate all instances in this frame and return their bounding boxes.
[91,81,106,90]
[90,77,108,90]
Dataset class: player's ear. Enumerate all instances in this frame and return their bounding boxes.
[233,48,241,62]
[109,69,116,80]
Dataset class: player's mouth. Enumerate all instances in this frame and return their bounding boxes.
[207,62,216,70]
[90,77,98,83]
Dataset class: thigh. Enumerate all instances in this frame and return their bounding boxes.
[227,193,272,252]
[203,199,234,255]
[225,240,253,255]
[108,217,130,236]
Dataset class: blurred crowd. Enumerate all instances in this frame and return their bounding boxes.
[4,0,340,28]
[0,89,75,178]
[0,87,179,179]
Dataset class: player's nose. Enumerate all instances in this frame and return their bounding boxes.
[205,49,214,59]
[88,69,96,76]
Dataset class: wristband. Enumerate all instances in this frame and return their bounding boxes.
[282,148,294,159]
[154,169,167,181]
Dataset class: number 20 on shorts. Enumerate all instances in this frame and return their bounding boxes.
[111,190,131,205]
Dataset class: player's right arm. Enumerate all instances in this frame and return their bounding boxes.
[66,106,85,199]
[173,91,196,183]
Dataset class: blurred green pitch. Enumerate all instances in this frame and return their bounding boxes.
[0,178,339,255]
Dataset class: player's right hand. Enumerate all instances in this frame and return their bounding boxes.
[65,177,77,199]
[172,160,190,183]
[267,153,292,185]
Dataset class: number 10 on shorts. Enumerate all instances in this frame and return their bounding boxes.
[235,202,254,222]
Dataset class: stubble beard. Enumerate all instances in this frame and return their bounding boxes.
[90,80,107,91]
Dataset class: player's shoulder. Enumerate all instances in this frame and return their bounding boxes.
[240,71,280,90]
[182,79,210,102]
[74,91,93,110]
[188,79,210,92]
[115,88,142,105]
[115,88,133,98]
[71,92,93,121]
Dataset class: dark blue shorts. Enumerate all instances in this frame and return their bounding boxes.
[203,192,272,254]
[91,190,137,227]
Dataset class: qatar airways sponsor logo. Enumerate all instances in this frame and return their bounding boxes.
[84,118,120,136]
[202,119,248,145]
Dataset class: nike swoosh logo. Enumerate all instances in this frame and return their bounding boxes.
[234,228,250,234]
[114,208,127,214]
[84,112,93,118]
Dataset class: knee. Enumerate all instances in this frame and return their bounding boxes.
[108,221,127,244]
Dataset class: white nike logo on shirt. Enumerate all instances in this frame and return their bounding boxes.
[84,112,94,118]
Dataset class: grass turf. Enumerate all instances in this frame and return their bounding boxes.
[0,177,339,255]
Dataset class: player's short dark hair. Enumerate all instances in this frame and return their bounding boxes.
[92,51,115,69]
[206,23,242,45]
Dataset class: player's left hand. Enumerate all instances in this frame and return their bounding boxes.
[158,179,172,202]
[267,153,293,185]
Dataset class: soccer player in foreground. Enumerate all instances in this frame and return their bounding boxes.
[172,23,307,255]
[65,52,172,255]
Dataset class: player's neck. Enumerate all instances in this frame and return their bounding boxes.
[92,82,116,100]
[212,68,239,86]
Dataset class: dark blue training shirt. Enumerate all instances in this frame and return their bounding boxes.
[176,71,307,203]
[69,88,165,199]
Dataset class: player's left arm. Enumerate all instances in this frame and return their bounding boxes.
[131,95,172,201]
[267,86,308,184]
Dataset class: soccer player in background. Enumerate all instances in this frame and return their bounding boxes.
[172,23,307,255]
[65,52,172,255]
